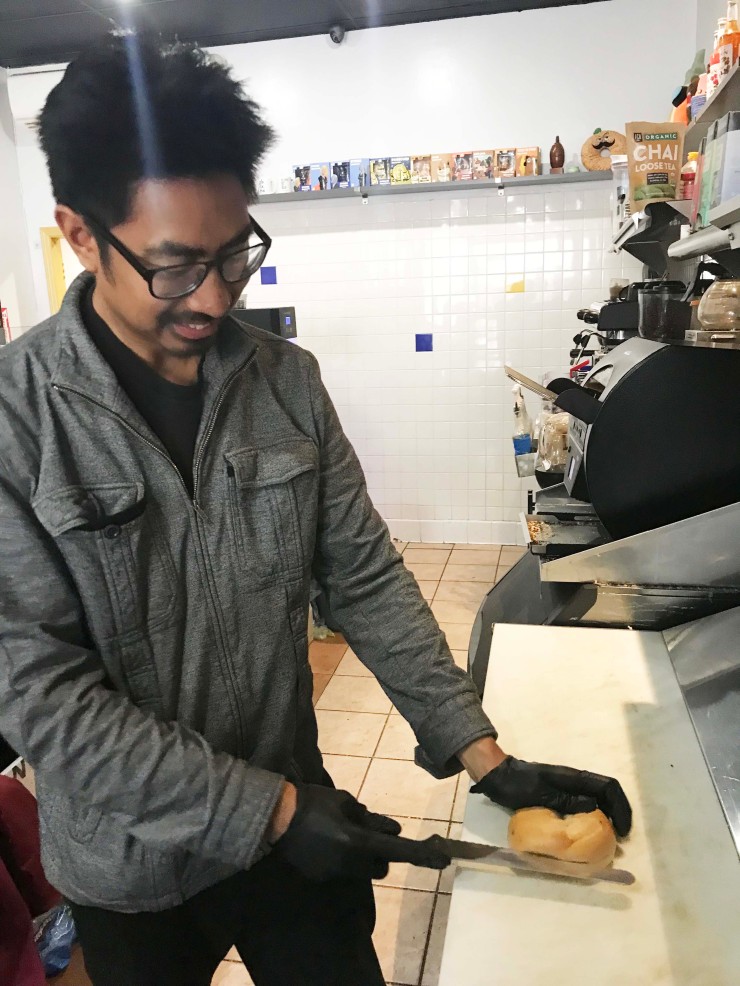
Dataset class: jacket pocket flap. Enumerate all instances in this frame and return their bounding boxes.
[226,440,318,488]
[32,483,145,537]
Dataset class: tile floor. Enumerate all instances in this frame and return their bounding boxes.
[55,541,524,986]
[210,540,523,986]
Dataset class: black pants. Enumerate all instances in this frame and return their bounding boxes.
[67,854,385,986]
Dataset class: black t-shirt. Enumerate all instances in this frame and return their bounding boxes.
[83,286,202,495]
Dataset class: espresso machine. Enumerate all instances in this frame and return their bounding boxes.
[471,337,740,855]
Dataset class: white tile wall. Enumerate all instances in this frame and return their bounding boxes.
[246,181,640,544]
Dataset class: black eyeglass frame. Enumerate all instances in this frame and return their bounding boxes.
[85,214,272,300]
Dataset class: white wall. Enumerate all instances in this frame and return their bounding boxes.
[0,69,35,335]
[696,0,727,51]
[6,0,696,324]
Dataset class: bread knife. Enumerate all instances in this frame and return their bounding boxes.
[424,835,635,886]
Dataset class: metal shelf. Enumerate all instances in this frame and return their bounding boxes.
[668,223,737,260]
[257,170,612,204]
[686,62,740,155]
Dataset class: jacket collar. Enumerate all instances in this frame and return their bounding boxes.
[51,272,259,411]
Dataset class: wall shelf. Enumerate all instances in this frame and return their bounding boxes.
[257,170,612,204]
[685,62,740,155]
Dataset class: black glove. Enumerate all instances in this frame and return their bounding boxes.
[272,784,451,882]
[471,756,632,837]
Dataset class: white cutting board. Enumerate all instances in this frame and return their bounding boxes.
[439,624,740,986]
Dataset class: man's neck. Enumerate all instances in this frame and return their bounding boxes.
[91,286,201,386]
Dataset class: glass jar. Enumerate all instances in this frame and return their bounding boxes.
[698,277,740,332]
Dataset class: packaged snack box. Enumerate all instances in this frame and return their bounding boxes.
[292,165,311,192]
[494,148,517,178]
[390,157,412,184]
[472,151,495,180]
[310,162,332,191]
[516,147,541,176]
[369,157,392,185]
[431,153,453,182]
[411,155,432,183]
[452,152,474,181]
[331,161,351,189]
[349,158,370,188]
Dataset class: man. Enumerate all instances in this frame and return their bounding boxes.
[0,33,631,986]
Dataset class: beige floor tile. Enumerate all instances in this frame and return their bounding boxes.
[393,541,409,552]
[316,710,387,757]
[451,774,469,823]
[211,961,253,985]
[420,893,452,986]
[441,563,497,583]
[308,641,348,676]
[403,548,451,564]
[454,542,503,551]
[225,946,240,962]
[322,754,370,796]
[404,560,446,581]
[375,816,447,892]
[410,542,451,549]
[375,715,417,760]
[438,822,463,893]
[500,545,526,560]
[373,886,436,985]
[417,580,438,601]
[335,647,373,677]
[434,581,489,606]
[448,547,501,566]
[316,675,392,714]
[450,649,468,670]
[311,673,332,706]
[437,622,473,650]
[431,599,480,624]
[360,759,456,820]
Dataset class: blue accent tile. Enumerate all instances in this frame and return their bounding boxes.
[415,333,433,352]
[260,266,277,285]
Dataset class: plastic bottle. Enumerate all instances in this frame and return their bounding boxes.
[512,386,535,477]
[719,2,740,79]
[679,152,699,200]
[707,26,723,99]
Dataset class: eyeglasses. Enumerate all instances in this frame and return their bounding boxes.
[85,215,272,300]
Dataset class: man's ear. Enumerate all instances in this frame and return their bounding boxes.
[54,206,102,275]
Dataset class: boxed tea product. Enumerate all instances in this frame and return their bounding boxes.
[369,157,392,185]
[452,152,474,181]
[310,162,332,191]
[494,148,517,178]
[431,153,453,182]
[390,157,412,184]
[625,122,686,213]
[349,158,370,188]
[472,151,494,180]
[411,155,432,183]
[516,147,541,176]
[331,161,350,189]
[292,165,311,192]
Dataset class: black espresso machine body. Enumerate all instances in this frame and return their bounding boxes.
[562,337,740,541]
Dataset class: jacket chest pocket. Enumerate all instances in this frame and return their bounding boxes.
[225,439,319,587]
[32,483,177,642]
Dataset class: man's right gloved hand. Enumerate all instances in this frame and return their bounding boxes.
[271,784,451,882]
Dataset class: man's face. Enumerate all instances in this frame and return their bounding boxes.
[59,173,252,380]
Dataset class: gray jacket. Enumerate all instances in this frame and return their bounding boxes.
[0,273,495,912]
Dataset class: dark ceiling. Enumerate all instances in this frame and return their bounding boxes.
[0,0,606,69]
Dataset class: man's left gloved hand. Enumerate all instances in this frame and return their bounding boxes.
[470,756,632,837]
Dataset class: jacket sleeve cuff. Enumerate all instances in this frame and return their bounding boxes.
[412,692,497,780]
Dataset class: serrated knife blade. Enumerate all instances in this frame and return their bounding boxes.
[427,835,635,886]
